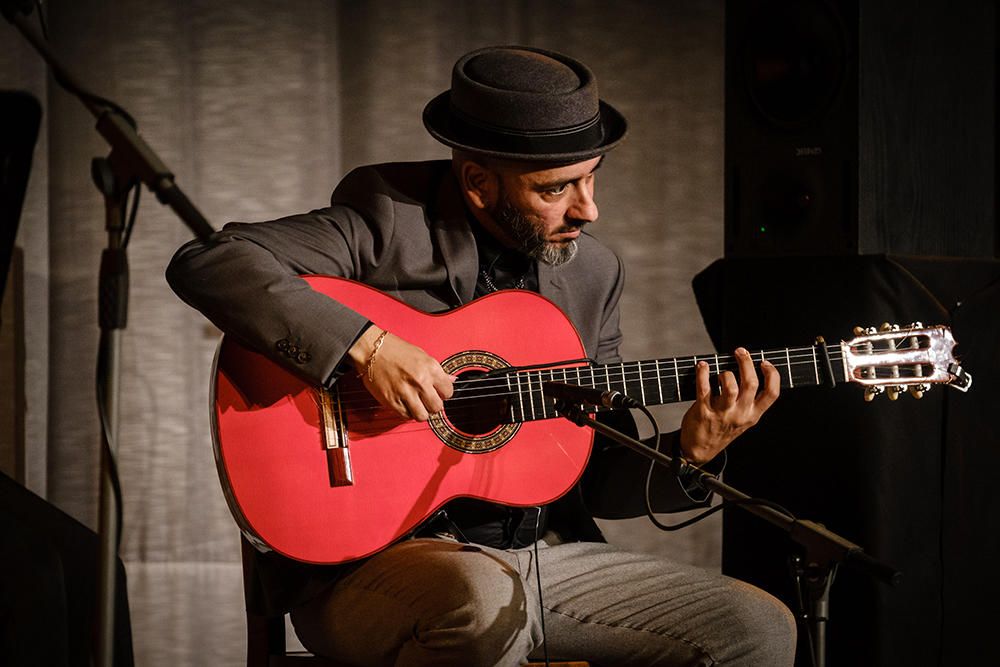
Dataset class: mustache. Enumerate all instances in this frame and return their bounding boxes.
[558,221,588,234]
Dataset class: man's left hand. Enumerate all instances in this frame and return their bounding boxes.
[679,347,780,464]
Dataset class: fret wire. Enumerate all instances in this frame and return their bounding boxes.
[528,371,538,420]
[539,370,548,419]
[627,361,636,401]
[638,361,647,404]
[811,345,819,385]
[544,368,556,418]
[654,359,663,403]
[526,371,536,420]
[540,371,548,417]
[524,371,536,420]
[514,372,525,422]
[784,348,794,387]
[543,369,552,416]
[506,374,516,423]
[604,364,611,392]
[673,358,682,401]
[533,369,542,420]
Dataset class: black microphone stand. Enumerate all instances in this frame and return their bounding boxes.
[551,400,901,667]
[4,6,215,667]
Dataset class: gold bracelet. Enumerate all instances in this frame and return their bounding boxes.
[361,329,389,383]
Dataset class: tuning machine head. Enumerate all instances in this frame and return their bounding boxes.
[864,385,885,401]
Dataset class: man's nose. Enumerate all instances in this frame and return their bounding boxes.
[569,182,599,223]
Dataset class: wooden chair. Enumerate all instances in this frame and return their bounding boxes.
[241,537,589,666]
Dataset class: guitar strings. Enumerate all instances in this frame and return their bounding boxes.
[327,343,927,405]
[326,345,932,410]
[328,347,839,402]
[295,347,937,435]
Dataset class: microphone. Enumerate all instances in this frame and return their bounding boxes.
[542,381,641,409]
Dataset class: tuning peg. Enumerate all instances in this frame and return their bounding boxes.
[864,386,885,401]
[908,384,930,399]
[907,321,924,329]
[887,386,900,401]
[879,322,900,332]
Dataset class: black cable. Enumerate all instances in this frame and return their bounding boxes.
[532,507,550,667]
[645,496,796,532]
[95,340,124,550]
[640,409,796,531]
[638,422,823,662]
[121,183,140,248]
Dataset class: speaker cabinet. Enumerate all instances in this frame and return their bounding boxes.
[724,0,995,257]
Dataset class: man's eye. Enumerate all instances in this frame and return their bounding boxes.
[546,184,568,195]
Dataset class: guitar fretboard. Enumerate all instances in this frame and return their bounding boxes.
[500,346,847,423]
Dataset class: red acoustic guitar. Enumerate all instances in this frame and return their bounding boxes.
[212,276,971,564]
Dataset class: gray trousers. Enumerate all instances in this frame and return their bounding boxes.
[290,538,796,666]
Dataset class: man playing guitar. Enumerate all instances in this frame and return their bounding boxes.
[167,46,795,666]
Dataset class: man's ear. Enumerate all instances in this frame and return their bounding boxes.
[458,159,497,211]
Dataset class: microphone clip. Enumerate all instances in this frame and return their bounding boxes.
[542,381,642,410]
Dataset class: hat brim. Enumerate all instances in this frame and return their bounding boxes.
[422,90,627,163]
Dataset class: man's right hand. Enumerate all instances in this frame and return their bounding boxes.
[348,326,455,421]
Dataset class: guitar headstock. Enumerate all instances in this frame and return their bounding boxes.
[842,322,972,401]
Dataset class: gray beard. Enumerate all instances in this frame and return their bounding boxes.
[494,198,579,267]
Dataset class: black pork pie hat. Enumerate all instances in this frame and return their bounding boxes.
[423,45,627,163]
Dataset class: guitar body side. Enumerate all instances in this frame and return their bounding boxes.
[213,276,593,564]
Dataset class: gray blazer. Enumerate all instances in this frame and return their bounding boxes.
[166,160,626,389]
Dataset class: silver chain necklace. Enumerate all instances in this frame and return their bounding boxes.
[479,267,527,293]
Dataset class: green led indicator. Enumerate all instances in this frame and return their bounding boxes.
[759,225,767,233]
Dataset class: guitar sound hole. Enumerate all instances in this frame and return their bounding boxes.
[444,371,510,436]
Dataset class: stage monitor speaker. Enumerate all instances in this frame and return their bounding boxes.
[694,255,1000,667]
[0,471,134,665]
[724,0,995,257]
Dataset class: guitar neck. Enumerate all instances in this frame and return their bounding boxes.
[505,345,846,423]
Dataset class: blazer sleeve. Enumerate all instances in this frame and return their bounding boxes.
[165,206,373,388]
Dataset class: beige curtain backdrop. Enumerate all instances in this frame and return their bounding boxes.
[2,1,727,663]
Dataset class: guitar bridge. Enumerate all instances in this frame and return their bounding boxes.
[318,387,353,486]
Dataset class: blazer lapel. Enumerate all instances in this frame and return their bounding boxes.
[431,171,478,305]
[538,261,568,310]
